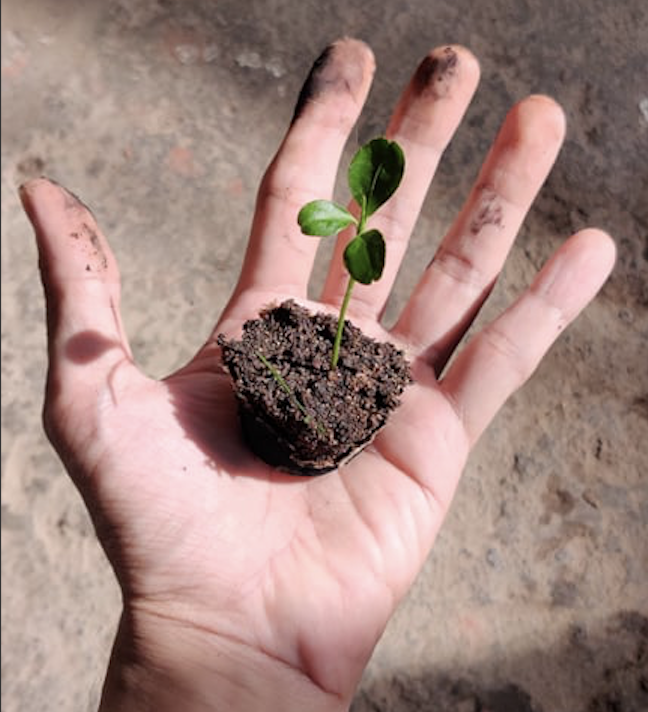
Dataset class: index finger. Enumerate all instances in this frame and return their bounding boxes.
[229,39,375,303]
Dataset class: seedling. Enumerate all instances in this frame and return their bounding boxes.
[298,137,405,369]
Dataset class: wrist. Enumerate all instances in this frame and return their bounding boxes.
[99,608,348,712]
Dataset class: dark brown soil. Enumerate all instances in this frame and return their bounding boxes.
[218,300,412,475]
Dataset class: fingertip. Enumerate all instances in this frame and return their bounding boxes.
[19,176,94,227]
[570,227,618,279]
[18,176,50,194]
[574,226,616,253]
[449,44,481,84]
[514,94,567,143]
[331,37,376,105]
[19,175,63,200]
[18,177,50,220]
[411,44,480,100]
[291,37,375,125]
[532,228,618,323]
[18,176,114,282]
[333,36,376,73]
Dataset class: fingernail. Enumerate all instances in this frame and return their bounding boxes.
[19,175,96,220]
[45,176,96,217]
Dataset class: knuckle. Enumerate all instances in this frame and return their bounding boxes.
[431,246,486,292]
[482,323,534,384]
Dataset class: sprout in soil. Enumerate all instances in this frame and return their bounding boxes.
[297,137,405,369]
[256,350,328,437]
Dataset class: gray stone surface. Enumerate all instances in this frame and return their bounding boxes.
[2,0,647,710]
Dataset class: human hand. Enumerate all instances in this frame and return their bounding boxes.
[20,39,615,712]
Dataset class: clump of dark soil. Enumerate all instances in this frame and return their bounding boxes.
[218,300,411,475]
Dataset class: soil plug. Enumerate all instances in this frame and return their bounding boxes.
[218,138,411,475]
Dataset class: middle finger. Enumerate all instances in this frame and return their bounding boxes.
[320,45,480,320]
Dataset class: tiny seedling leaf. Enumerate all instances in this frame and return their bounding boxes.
[348,138,405,219]
[297,200,357,237]
[343,229,386,284]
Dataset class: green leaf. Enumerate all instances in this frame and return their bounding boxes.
[297,200,357,237]
[343,229,385,284]
[348,138,405,219]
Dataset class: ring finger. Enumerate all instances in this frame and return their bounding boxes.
[392,94,566,372]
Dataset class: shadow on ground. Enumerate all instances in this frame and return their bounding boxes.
[353,610,648,712]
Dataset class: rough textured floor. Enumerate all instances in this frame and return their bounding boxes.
[2,1,647,710]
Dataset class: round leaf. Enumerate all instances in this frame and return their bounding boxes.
[348,138,405,219]
[343,229,385,284]
[297,200,357,237]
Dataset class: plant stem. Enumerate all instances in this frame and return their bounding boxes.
[331,275,355,370]
[330,193,369,370]
[357,196,368,234]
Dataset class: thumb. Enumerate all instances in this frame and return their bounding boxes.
[19,178,138,441]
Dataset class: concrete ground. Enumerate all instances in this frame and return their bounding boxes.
[2,0,647,710]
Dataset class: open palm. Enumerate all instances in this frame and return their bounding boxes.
[21,40,614,710]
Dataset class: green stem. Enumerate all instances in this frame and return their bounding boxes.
[257,351,327,437]
[329,193,370,370]
[331,275,355,370]
[357,196,367,235]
